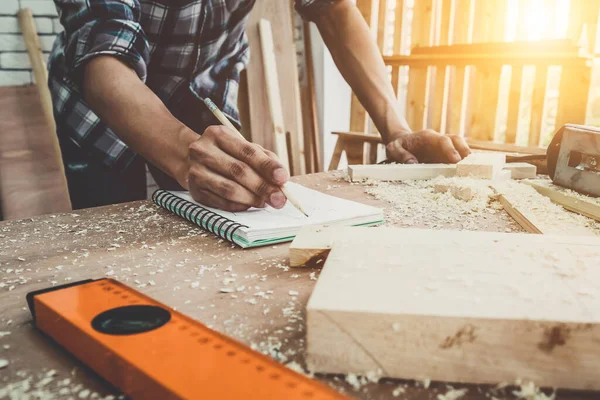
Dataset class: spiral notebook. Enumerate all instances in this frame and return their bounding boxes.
[152,182,384,248]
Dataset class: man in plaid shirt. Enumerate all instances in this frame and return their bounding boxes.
[50,0,470,211]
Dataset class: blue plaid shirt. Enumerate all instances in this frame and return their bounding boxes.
[49,0,333,170]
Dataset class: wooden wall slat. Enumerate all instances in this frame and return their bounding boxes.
[555,0,599,129]
[349,0,377,135]
[447,0,473,136]
[528,67,548,147]
[468,0,507,141]
[505,0,531,144]
[390,0,405,94]
[406,0,435,131]
[430,0,453,134]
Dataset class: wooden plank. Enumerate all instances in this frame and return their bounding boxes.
[303,226,600,389]
[0,86,72,219]
[505,0,530,144]
[246,1,304,174]
[17,9,71,212]
[383,53,591,67]
[502,163,537,179]
[406,0,434,131]
[347,163,457,181]
[376,0,387,51]
[349,0,377,134]
[524,180,600,222]
[447,0,473,136]
[493,181,598,235]
[468,0,507,141]
[528,66,548,147]
[430,0,453,133]
[411,39,580,55]
[302,21,322,173]
[456,153,506,179]
[258,19,291,171]
[390,0,405,93]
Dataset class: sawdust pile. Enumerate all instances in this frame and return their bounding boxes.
[362,176,507,232]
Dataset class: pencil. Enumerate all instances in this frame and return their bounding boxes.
[203,98,309,217]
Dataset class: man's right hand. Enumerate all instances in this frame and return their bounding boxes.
[182,126,289,212]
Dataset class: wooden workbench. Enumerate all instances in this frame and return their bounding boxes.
[0,172,596,399]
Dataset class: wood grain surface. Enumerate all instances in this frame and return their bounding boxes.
[0,173,597,399]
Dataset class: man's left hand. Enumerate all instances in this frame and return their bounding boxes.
[385,130,471,164]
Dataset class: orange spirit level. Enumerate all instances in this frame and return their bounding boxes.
[27,279,348,400]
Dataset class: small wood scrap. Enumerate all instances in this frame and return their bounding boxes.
[524,179,600,222]
[503,162,537,179]
[299,226,600,390]
[492,181,600,236]
[456,153,506,179]
[348,164,457,182]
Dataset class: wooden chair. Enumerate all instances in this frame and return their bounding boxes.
[328,0,599,170]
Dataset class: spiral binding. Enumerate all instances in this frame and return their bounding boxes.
[152,190,247,243]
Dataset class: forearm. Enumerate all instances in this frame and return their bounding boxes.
[314,0,410,143]
[82,56,196,187]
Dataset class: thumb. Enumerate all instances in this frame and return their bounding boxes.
[386,141,418,164]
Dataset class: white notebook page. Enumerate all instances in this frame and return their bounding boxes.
[170,182,382,235]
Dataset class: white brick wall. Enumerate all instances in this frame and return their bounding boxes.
[0,0,60,86]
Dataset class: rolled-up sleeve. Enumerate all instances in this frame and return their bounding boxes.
[54,0,150,87]
[295,0,337,21]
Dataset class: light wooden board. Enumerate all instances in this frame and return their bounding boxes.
[503,163,537,179]
[524,180,600,222]
[258,19,290,171]
[456,153,506,179]
[246,1,304,175]
[493,181,598,236]
[294,226,600,390]
[348,164,457,181]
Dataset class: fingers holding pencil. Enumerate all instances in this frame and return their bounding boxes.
[204,98,308,217]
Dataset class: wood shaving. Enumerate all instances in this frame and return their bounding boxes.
[437,388,468,400]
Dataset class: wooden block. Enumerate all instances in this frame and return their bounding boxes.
[348,164,457,182]
[302,227,600,390]
[456,153,506,179]
[503,163,537,179]
[289,226,336,267]
[524,180,600,222]
[434,184,474,201]
[493,182,598,236]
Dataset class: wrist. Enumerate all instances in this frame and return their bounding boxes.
[173,125,199,189]
[384,128,412,144]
